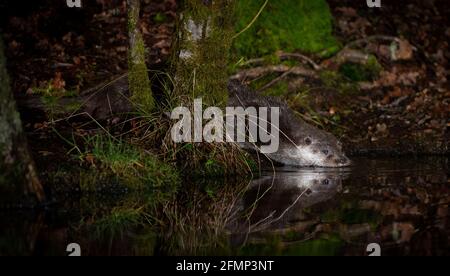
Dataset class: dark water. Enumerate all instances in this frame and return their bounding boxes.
[0,157,448,256]
[232,157,449,256]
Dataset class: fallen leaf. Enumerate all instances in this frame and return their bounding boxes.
[73,56,81,65]
[393,39,414,60]
[52,72,66,90]
[335,7,358,17]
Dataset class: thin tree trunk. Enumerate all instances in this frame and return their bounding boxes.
[127,0,155,112]
[0,37,45,207]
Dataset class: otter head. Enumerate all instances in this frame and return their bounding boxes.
[278,123,351,168]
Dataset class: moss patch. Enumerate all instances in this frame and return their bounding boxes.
[232,0,339,59]
[319,70,359,95]
[339,55,383,82]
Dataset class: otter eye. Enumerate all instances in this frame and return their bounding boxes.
[304,137,312,145]
[322,149,329,155]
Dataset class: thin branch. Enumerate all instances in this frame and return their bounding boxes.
[343,35,403,50]
[231,65,317,81]
[258,69,293,92]
[240,51,321,70]
[278,52,321,70]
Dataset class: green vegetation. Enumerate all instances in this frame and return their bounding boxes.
[339,55,383,82]
[82,135,180,191]
[248,73,290,97]
[89,204,150,238]
[153,12,167,23]
[320,70,359,94]
[155,178,249,256]
[232,0,339,59]
[164,141,255,178]
[321,202,383,229]
[31,84,81,120]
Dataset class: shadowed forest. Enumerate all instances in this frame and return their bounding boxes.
[0,0,448,256]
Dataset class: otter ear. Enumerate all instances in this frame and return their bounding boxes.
[304,137,312,145]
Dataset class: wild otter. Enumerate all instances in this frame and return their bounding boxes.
[227,80,351,168]
[17,76,351,168]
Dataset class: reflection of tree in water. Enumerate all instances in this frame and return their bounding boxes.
[0,212,46,256]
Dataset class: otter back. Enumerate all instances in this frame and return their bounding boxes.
[226,80,351,167]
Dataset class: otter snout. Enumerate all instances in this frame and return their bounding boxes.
[333,156,352,167]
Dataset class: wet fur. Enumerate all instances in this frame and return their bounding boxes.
[227,80,351,167]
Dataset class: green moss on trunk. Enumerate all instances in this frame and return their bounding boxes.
[174,0,235,106]
[128,0,155,112]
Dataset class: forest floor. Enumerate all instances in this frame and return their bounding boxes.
[326,0,449,155]
[1,0,448,178]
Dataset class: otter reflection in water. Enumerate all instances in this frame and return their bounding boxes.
[233,168,349,233]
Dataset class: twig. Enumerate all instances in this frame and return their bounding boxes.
[335,48,371,64]
[258,69,293,92]
[231,65,317,81]
[343,35,403,50]
[278,52,321,70]
[240,52,321,70]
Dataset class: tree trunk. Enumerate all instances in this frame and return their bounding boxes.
[0,37,45,207]
[173,0,235,106]
[127,0,155,112]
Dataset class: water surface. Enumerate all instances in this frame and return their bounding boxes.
[0,157,448,256]
[233,157,449,256]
